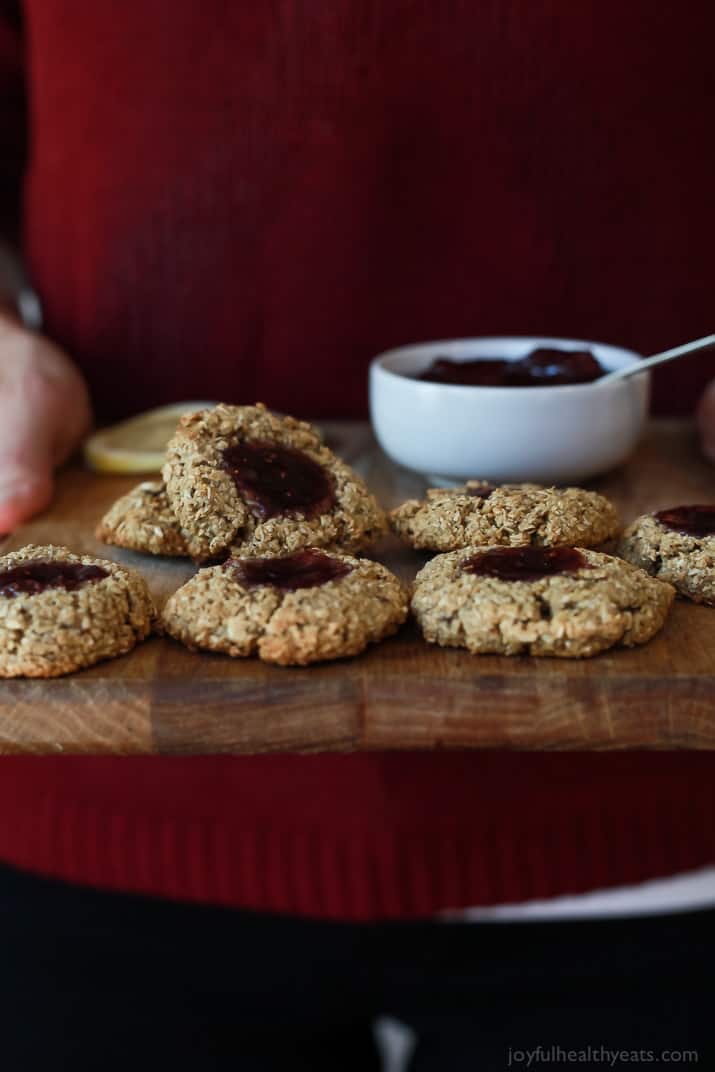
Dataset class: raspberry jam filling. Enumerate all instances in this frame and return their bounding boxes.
[0,560,109,598]
[230,549,352,591]
[419,349,603,387]
[222,441,336,520]
[655,505,715,538]
[466,484,496,499]
[462,546,588,581]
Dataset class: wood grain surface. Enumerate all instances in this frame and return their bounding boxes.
[1,419,714,754]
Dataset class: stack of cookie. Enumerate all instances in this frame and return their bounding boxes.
[99,403,388,562]
[390,481,676,659]
[101,403,408,667]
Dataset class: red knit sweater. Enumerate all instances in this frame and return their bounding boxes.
[0,1,713,920]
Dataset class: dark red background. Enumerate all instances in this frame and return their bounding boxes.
[2,1,714,420]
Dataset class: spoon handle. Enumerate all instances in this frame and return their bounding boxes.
[603,333,715,382]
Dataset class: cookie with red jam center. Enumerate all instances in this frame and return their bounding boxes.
[161,548,408,666]
[0,544,155,678]
[618,506,715,605]
[162,403,387,561]
[411,545,674,658]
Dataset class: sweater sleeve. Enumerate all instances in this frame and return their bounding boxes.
[0,1,26,245]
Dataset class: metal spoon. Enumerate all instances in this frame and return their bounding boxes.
[598,333,715,384]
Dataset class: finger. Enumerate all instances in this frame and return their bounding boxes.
[0,403,55,533]
[0,329,92,532]
[696,380,715,464]
[0,465,53,533]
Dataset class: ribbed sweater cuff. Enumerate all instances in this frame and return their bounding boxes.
[2,782,713,920]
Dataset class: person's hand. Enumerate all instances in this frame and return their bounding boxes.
[696,380,715,465]
[0,311,92,532]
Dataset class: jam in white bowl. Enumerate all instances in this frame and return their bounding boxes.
[368,336,649,484]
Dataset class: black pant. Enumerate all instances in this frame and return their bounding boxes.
[1,863,713,1071]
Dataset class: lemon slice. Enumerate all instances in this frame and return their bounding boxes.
[83,402,214,475]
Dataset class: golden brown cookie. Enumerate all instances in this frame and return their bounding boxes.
[163,404,387,561]
[411,545,674,658]
[96,481,189,557]
[162,548,408,666]
[390,481,620,552]
[618,506,715,604]
[0,544,155,678]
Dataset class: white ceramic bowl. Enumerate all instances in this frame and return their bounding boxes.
[369,336,649,484]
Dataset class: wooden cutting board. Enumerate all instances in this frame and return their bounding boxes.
[1,419,714,754]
